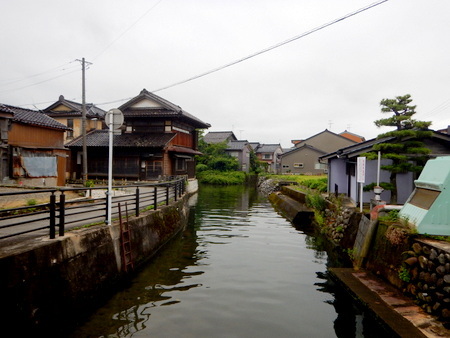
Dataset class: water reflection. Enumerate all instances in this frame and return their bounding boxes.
[69,184,393,337]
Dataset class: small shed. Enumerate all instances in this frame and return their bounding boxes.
[399,156,450,235]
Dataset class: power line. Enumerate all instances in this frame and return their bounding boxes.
[91,0,166,61]
[20,0,390,109]
[0,61,77,87]
[151,0,389,93]
[0,68,80,94]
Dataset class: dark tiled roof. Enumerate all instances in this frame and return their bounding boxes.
[123,108,179,118]
[248,142,260,150]
[66,130,176,148]
[43,95,106,118]
[256,144,282,153]
[0,104,71,131]
[119,89,210,129]
[319,136,397,160]
[203,131,237,144]
[226,140,249,151]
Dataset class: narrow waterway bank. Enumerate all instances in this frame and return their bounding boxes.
[269,184,450,337]
[68,184,396,337]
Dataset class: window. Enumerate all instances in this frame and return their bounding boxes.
[176,158,186,171]
[67,119,74,139]
[264,154,272,159]
[293,163,304,168]
[282,165,290,168]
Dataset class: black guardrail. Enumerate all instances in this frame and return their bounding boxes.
[0,177,187,241]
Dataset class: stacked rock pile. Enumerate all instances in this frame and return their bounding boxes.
[403,241,450,320]
[324,207,354,243]
[257,177,280,195]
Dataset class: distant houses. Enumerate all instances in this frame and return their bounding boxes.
[280,129,361,175]
[226,140,252,172]
[202,131,282,173]
[255,144,283,173]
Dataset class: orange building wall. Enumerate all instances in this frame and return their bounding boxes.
[9,124,65,148]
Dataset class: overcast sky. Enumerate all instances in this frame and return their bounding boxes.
[1,0,449,148]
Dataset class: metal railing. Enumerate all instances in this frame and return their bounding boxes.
[0,177,187,241]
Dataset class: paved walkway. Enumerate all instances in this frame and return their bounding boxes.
[0,187,81,209]
[330,268,449,337]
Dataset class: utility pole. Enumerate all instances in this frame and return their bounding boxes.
[76,58,92,185]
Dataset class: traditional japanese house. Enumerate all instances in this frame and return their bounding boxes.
[0,104,71,186]
[43,95,106,143]
[66,89,210,180]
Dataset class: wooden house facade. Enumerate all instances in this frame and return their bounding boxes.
[0,104,71,186]
[66,89,210,181]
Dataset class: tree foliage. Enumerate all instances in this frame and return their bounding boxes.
[364,94,432,204]
[196,139,239,172]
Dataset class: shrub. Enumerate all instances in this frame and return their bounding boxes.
[27,199,37,206]
[196,163,209,172]
[305,192,327,211]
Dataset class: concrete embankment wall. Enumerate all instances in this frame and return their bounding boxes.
[0,187,195,335]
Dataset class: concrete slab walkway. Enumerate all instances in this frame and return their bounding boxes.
[330,268,450,337]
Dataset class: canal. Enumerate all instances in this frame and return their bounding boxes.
[69,184,393,337]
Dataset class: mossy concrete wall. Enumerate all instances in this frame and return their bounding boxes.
[0,192,194,335]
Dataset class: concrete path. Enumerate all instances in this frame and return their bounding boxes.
[330,268,449,337]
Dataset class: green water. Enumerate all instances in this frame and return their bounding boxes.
[69,184,393,337]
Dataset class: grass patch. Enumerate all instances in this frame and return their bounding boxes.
[197,170,246,185]
[262,174,328,192]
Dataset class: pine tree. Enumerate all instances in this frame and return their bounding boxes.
[365,94,432,204]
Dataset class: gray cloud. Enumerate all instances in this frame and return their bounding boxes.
[1,0,449,148]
